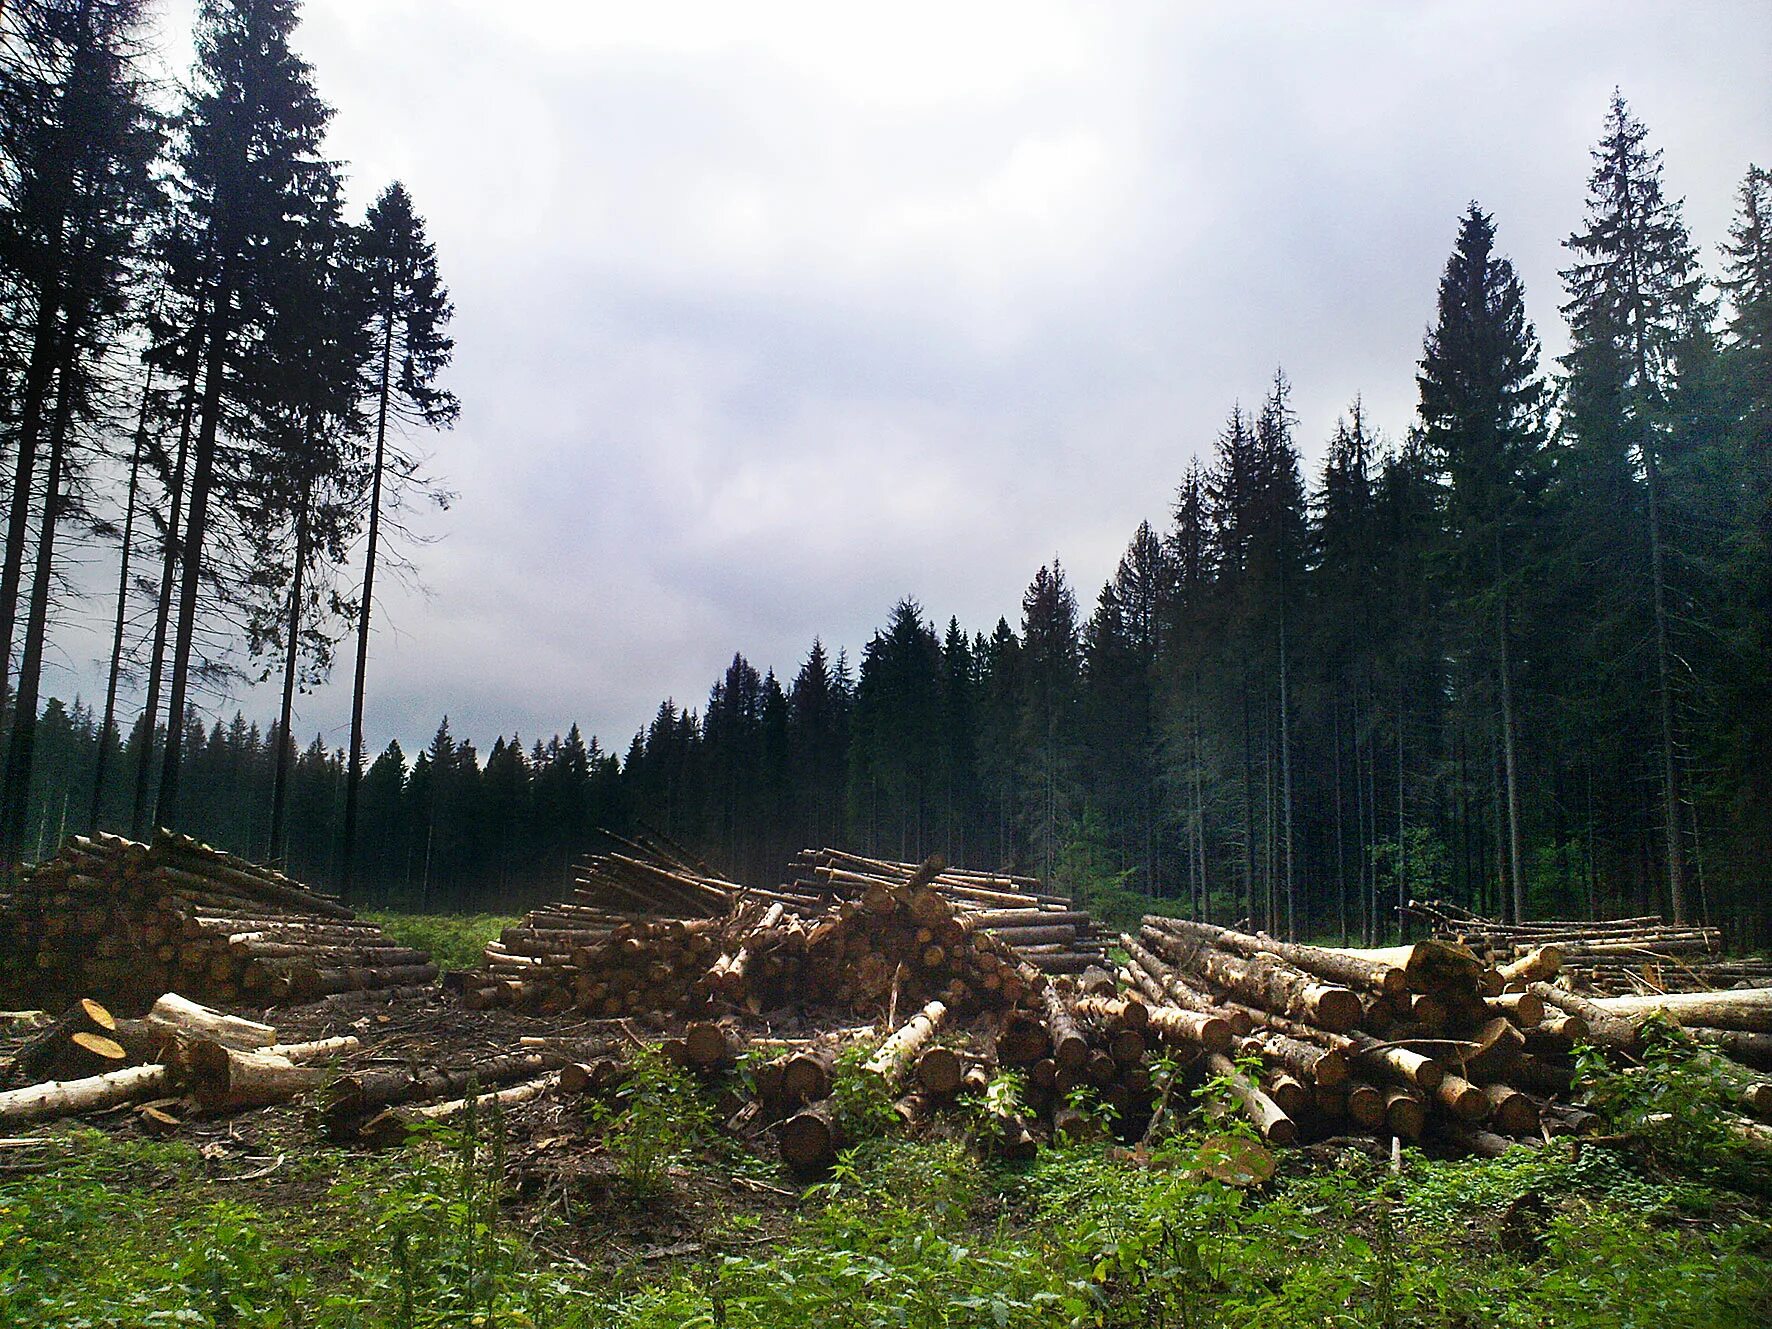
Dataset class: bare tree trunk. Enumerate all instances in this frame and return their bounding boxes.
[1278,603,1296,940]
[1333,701,1348,945]
[91,365,154,828]
[154,282,233,828]
[0,231,71,740]
[268,475,312,860]
[1496,589,1526,922]
[0,337,81,862]
[131,314,203,838]
[340,307,395,898]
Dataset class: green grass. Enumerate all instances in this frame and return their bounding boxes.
[362,910,517,970]
[5,1110,1768,1327]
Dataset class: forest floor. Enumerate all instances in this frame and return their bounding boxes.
[3,914,1770,1327]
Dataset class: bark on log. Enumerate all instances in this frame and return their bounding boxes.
[145,994,276,1049]
[1690,1027,1772,1073]
[0,1063,172,1124]
[1040,985,1089,1071]
[1142,925,1362,1032]
[359,1073,559,1146]
[865,1000,948,1091]
[1144,1002,1234,1054]
[1498,946,1562,984]
[323,1053,559,1128]
[1587,988,1772,1034]
[186,1043,327,1113]
[1529,984,1639,1051]
[1205,1051,1297,1144]
[1146,916,1406,996]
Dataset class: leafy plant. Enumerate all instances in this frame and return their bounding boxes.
[596,1044,716,1194]
[828,1044,898,1143]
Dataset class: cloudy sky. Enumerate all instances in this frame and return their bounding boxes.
[56,1,1772,761]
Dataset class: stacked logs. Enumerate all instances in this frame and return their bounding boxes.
[466,858,1038,1019]
[788,848,1109,973]
[1122,915,1772,1154]
[1404,898,1756,994]
[571,832,744,918]
[0,831,435,1010]
[768,975,1177,1173]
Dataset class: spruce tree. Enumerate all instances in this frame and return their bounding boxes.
[1418,203,1548,921]
[152,0,338,830]
[339,181,457,896]
[1560,92,1712,920]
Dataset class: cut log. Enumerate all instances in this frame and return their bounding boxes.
[185,1043,327,1113]
[865,1000,948,1091]
[359,1073,559,1146]
[1145,916,1407,996]
[1383,1086,1426,1141]
[1586,988,1772,1035]
[1490,991,1546,1027]
[1690,1027,1772,1073]
[1040,985,1089,1070]
[1434,1071,1489,1122]
[780,1048,836,1105]
[915,1046,964,1097]
[145,994,276,1049]
[1323,940,1486,995]
[1498,946,1562,985]
[0,1063,171,1124]
[1529,984,1639,1051]
[1145,1001,1234,1053]
[323,1053,558,1125]
[1483,1082,1540,1137]
[1204,1051,1297,1144]
[779,1103,842,1174]
[684,1021,739,1068]
[14,999,118,1081]
[1142,925,1362,1032]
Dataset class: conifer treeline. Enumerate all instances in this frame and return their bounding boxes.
[3,8,1767,946]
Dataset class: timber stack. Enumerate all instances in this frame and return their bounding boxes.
[788,847,1109,973]
[1121,913,1772,1152]
[1403,897,1763,994]
[0,830,435,1011]
[466,854,1040,1018]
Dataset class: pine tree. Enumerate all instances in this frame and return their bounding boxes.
[1418,203,1548,921]
[1560,92,1713,920]
[152,0,339,830]
[339,181,457,896]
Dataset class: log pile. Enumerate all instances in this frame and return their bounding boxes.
[1404,898,1760,994]
[1120,913,1772,1152]
[466,856,1039,1019]
[0,830,435,1010]
[787,848,1109,972]
[569,831,745,918]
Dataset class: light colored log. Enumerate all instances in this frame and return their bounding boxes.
[0,1063,172,1124]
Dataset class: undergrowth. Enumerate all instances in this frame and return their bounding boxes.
[3,1021,1770,1326]
[361,911,517,970]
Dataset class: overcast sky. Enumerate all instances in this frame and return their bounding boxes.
[52,1,1772,761]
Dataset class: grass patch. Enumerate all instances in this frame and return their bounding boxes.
[361,911,516,970]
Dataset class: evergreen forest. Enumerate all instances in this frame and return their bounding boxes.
[2,1,1768,947]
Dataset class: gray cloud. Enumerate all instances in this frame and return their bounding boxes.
[48,0,1772,760]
